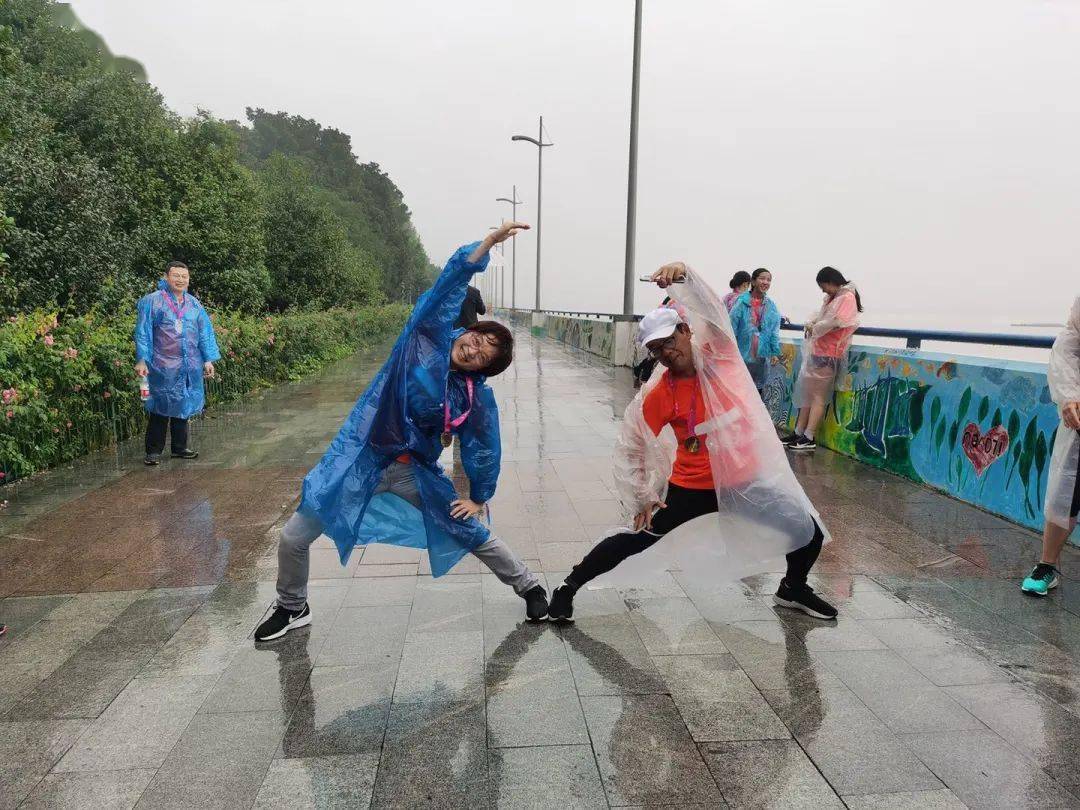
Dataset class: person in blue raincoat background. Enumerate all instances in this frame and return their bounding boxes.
[256,221,548,642]
[728,268,783,396]
[134,260,221,466]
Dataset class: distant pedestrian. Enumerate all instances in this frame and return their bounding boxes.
[722,271,752,312]
[729,268,782,396]
[134,261,221,466]
[786,267,862,452]
[455,285,486,328]
[1021,295,1080,596]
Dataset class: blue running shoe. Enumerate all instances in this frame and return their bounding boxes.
[1021,563,1060,597]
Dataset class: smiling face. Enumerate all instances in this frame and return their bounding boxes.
[451,329,500,373]
[645,323,695,375]
[752,271,772,295]
[166,265,189,296]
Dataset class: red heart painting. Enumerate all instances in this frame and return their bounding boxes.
[961,423,1010,476]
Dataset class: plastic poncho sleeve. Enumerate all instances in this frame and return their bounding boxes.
[809,289,859,337]
[409,243,489,347]
[135,295,154,363]
[197,309,222,363]
[458,382,501,503]
[1048,297,1080,409]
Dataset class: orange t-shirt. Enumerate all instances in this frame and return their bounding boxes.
[643,373,715,490]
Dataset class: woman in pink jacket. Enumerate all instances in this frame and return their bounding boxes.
[787,267,862,451]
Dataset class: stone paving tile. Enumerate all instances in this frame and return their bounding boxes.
[626,596,727,655]
[489,744,608,809]
[0,720,90,810]
[700,739,844,809]
[19,768,157,810]
[371,700,488,808]
[54,674,217,772]
[135,710,289,809]
[253,754,379,810]
[841,789,968,809]
[487,654,590,748]
[580,694,725,806]
[904,729,1078,809]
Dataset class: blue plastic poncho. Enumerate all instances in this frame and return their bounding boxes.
[134,280,222,419]
[729,291,782,362]
[299,243,502,576]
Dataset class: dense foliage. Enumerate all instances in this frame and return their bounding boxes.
[0,304,409,482]
[0,0,433,317]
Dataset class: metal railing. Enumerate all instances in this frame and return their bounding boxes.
[496,307,1056,350]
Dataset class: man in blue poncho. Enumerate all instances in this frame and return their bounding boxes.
[134,260,221,466]
[256,222,548,641]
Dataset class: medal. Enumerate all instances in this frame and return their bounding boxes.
[161,291,188,337]
[684,436,701,453]
[442,376,474,450]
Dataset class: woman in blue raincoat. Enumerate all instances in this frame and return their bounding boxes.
[728,268,782,396]
[256,222,548,642]
[134,261,221,465]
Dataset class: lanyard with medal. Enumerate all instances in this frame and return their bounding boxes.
[668,373,702,453]
[160,290,188,336]
[441,376,475,448]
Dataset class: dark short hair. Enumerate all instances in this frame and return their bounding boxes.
[751,268,771,281]
[728,271,752,290]
[467,321,514,377]
[165,260,189,273]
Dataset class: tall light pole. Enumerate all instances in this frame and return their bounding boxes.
[496,188,523,310]
[487,225,506,309]
[622,0,644,318]
[512,117,552,312]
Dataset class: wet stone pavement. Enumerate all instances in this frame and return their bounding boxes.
[3,328,1080,809]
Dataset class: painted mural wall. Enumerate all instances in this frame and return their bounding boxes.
[769,339,1077,539]
[496,310,637,365]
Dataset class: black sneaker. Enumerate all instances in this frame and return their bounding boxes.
[774,580,837,620]
[144,454,161,466]
[548,584,576,622]
[254,603,312,641]
[522,585,549,621]
[171,449,199,459]
[780,433,802,447]
[788,436,817,452]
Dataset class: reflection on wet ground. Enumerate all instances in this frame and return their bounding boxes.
[3,328,1080,808]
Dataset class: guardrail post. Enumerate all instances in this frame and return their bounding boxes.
[906,337,921,349]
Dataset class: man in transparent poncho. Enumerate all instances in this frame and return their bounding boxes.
[1021,296,1080,596]
[547,261,837,622]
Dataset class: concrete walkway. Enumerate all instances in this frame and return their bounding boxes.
[2,327,1080,809]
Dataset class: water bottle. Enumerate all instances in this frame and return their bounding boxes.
[138,375,149,401]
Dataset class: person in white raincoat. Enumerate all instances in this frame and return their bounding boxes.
[787,267,863,452]
[1021,296,1080,596]
[546,262,838,622]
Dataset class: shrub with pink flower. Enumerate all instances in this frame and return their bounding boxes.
[64,347,78,360]
[1,387,16,405]
[43,334,55,346]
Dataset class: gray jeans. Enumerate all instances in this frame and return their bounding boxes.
[277,462,538,610]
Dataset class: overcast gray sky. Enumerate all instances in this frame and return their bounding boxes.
[70,0,1079,328]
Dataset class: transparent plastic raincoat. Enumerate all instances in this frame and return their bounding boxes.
[1045,296,1080,529]
[134,280,221,419]
[299,243,501,576]
[602,268,827,585]
[795,286,861,408]
[729,291,782,363]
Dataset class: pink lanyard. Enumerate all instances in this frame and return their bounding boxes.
[667,373,698,435]
[160,290,188,323]
[444,376,475,434]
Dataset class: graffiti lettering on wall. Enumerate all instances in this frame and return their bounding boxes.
[778,341,1068,535]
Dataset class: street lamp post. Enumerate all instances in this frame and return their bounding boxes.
[623,0,644,318]
[512,117,552,312]
[496,187,523,310]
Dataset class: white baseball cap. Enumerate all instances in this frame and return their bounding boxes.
[638,306,683,347]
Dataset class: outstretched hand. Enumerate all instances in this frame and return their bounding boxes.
[650,262,687,289]
[470,221,529,264]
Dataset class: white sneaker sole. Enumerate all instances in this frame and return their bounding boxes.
[255,612,312,642]
[1021,579,1059,596]
[773,595,836,620]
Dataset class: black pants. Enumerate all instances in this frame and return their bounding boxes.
[145,412,189,455]
[566,482,824,589]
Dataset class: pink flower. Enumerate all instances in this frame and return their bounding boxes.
[43,334,55,346]
[66,421,72,428]
[0,472,5,480]
[64,348,78,360]
[266,335,275,345]
[6,316,15,324]
[5,410,13,419]
[102,391,111,399]
[1,388,15,405]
